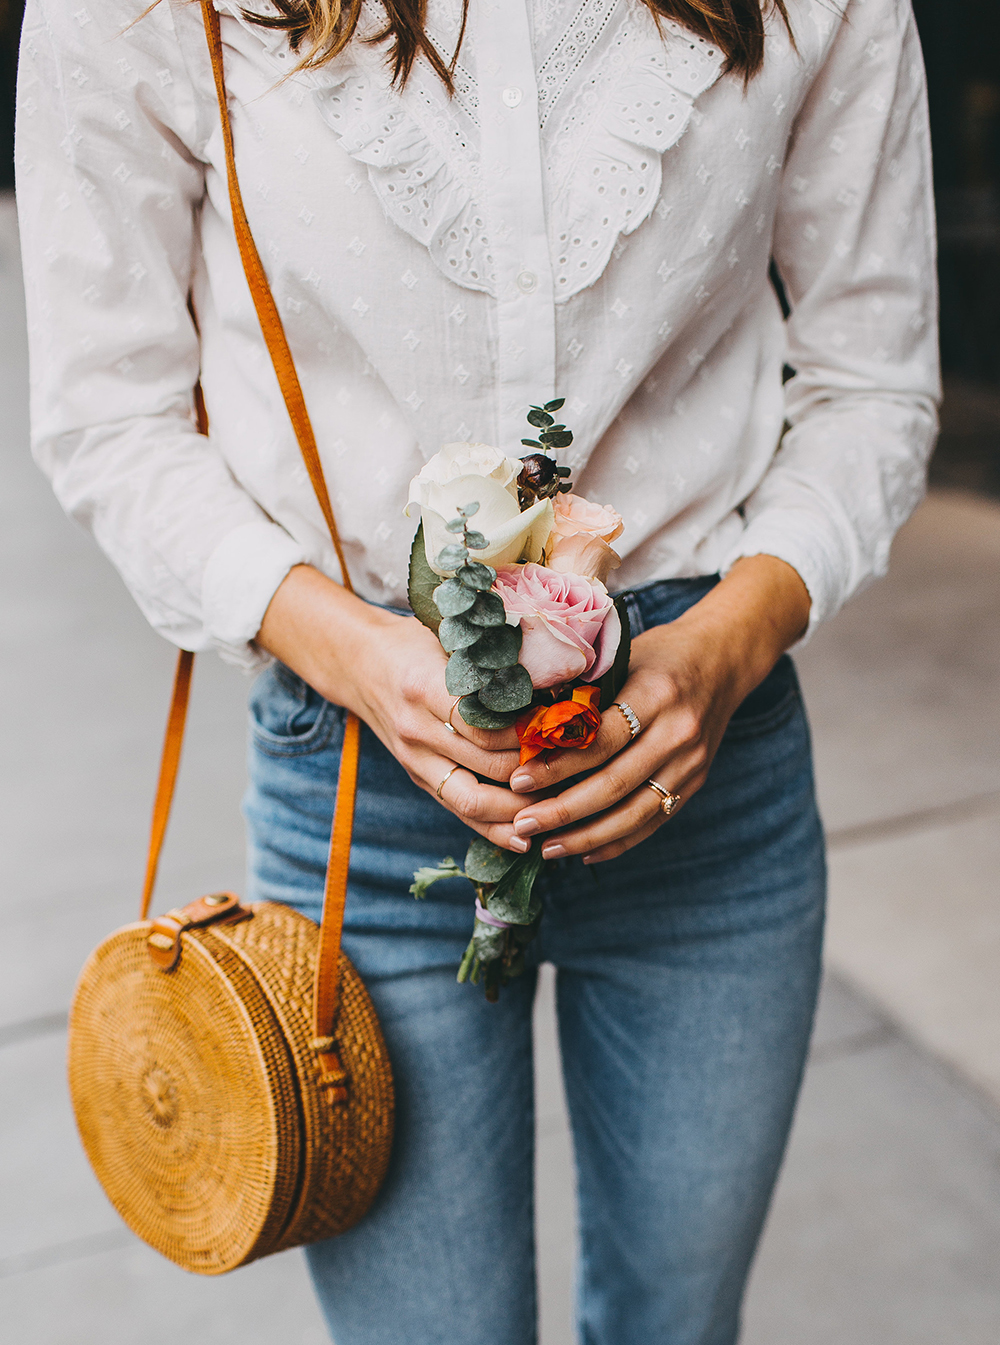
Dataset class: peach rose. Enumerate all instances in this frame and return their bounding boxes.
[550,493,624,544]
[493,563,621,689]
[545,531,621,586]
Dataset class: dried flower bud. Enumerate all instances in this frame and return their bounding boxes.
[517,452,563,505]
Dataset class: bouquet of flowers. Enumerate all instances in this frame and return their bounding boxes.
[406,401,631,1000]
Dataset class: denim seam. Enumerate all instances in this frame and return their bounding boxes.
[249,702,343,757]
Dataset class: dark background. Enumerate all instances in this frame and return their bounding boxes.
[1,0,998,491]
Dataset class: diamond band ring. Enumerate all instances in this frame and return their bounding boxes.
[646,779,681,816]
[612,700,641,740]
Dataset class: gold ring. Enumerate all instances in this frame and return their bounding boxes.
[646,779,681,816]
[612,700,641,740]
[436,765,459,801]
[445,698,461,734]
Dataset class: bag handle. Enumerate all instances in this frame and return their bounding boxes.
[140,0,362,1081]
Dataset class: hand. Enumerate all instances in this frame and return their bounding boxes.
[256,566,536,852]
[506,556,811,864]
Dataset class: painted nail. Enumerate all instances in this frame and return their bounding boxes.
[581,854,593,865]
[510,836,530,853]
[513,817,540,838]
[541,842,566,860]
[510,773,534,791]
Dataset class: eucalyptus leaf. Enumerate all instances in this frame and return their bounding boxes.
[458,561,497,591]
[467,624,522,669]
[445,516,466,533]
[433,579,477,618]
[459,501,480,517]
[458,694,518,730]
[486,844,545,925]
[540,430,573,448]
[438,615,480,651]
[527,408,554,428]
[464,530,489,550]
[407,523,442,633]
[465,836,519,884]
[544,398,565,412]
[445,649,492,696]
[466,590,506,627]
[478,662,534,712]
[471,921,507,962]
[435,543,469,570]
[521,439,543,450]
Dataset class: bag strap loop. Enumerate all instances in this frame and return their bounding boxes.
[140,0,361,1055]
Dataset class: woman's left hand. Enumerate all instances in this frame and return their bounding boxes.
[506,555,812,864]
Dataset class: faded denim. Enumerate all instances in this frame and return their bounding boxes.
[244,576,826,1345]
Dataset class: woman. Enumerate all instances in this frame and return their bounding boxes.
[16,0,937,1338]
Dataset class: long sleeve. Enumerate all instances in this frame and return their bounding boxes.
[15,0,305,666]
[728,0,940,630]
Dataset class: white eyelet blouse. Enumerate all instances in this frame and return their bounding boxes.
[15,0,939,667]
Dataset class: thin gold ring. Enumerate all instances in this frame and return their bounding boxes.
[436,765,459,801]
[645,779,681,816]
[445,697,461,734]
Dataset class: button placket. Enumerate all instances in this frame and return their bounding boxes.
[474,0,556,451]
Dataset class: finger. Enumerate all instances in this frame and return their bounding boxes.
[538,783,663,859]
[419,708,523,783]
[582,810,668,865]
[422,758,544,852]
[432,692,521,754]
[512,733,693,838]
[508,690,649,792]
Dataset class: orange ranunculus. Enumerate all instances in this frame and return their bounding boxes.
[515,685,602,765]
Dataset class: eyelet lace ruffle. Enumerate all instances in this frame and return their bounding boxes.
[228,1,723,301]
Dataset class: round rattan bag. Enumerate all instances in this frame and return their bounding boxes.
[68,893,394,1274]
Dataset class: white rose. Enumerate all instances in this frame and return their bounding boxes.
[406,442,555,576]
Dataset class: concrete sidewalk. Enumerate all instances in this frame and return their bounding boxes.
[3,191,1000,1343]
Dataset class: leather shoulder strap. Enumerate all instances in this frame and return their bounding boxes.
[141,0,362,1052]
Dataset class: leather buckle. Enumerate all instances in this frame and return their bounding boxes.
[147,892,252,970]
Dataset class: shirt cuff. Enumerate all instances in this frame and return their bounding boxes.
[202,520,306,669]
[721,511,847,646]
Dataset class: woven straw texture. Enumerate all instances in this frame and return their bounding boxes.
[68,902,394,1275]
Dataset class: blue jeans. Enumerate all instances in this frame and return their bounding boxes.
[244,576,826,1345]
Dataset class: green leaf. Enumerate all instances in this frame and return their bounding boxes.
[486,844,544,925]
[433,579,477,618]
[466,590,506,627]
[467,624,522,669]
[435,543,469,570]
[409,858,463,900]
[457,694,518,730]
[521,439,543,450]
[539,430,573,448]
[457,561,496,591]
[445,516,466,533]
[471,921,507,963]
[597,593,633,711]
[445,649,492,696]
[544,398,565,412]
[408,523,442,634]
[464,530,489,550]
[556,465,572,477]
[478,663,534,712]
[465,837,518,884]
[438,615,480,652]
[527,408,554,428]
[459,501,480,517]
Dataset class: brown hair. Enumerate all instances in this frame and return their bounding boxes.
[247,0,792,90]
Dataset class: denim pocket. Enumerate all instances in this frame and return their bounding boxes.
[724,655,801,741]
[248,662,342,757]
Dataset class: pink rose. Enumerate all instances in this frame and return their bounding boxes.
[546,532,621,587]
[494,563,622,689]
[550,493,624,544]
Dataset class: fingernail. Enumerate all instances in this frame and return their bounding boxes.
[541,842,566,860]
[510,773,534,791]
[581,854,593,865]
[510,836,530,853]
[514,817,540,838]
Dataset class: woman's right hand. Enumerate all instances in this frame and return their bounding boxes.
[255,565,537,853]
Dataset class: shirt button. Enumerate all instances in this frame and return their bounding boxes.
[516,270,538,294]
[502,87,523,108]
